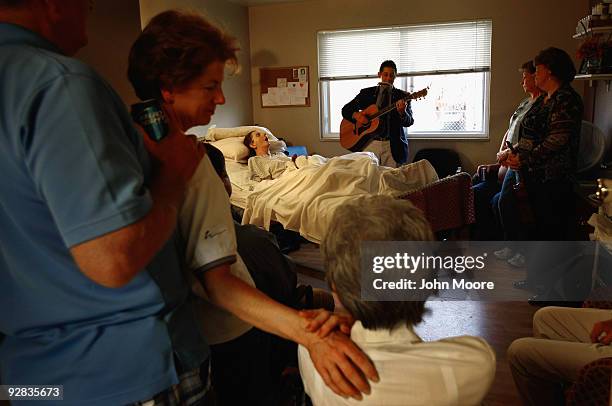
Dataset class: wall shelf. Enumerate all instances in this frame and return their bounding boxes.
[575,74,612,91]
[573,26,612,39]
[573,25,612,91]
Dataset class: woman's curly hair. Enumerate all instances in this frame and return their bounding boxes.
[128,10,239,100]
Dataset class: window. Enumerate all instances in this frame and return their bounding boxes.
[318,20,492,139]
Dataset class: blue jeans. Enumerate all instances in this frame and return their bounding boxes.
[472,179,501,240]
[494,169,525,241]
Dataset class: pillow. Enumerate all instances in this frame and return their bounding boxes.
[269,139,287,154]
[206,126,288,155]
[205,125,278,142]
[208,137,250,163]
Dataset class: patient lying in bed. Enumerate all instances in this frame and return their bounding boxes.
[243,129,326,181]
[200,125,439,244]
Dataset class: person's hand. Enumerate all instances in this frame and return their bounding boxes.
[305,330,379,399]
[353,111,369,126]
[505,153,521,170]
[396,99,406,114]
[590,319,612,344]
[140,103,204,185]
[300,309,354,337]
[496,148,510,164]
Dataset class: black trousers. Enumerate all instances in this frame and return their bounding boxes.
[523,178,580,293]
[210,223,299,405]
[210,328,297,406]
[525,178,575,241]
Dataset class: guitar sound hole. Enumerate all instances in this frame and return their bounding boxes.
[357,123,371,135]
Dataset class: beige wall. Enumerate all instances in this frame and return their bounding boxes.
[76,0,142,105]
[139,0,254,130]
[249,0,588,172]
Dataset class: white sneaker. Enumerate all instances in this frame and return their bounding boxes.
[494,247,513,260]
[507,253,526,268]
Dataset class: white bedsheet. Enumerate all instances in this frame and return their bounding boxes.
[236,154,437,244]
[226,160,255,209]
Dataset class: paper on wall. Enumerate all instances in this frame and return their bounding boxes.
[262,92,280,106]
[290,96,306,105]
[262,93,271,106]
[297,83,308,97]
[288,82,307,97]
[278,87,291,105]
[264,78,306,106]
[298,67,308,83]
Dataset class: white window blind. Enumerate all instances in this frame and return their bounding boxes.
[318,20,492,80]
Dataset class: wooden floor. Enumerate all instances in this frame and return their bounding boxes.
[291,243,538,406]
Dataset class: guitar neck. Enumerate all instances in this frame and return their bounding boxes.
[371,93,413,120]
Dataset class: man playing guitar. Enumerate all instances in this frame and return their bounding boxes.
[341,60,414,167]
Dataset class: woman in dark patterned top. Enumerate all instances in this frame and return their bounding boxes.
[504,47,583,240]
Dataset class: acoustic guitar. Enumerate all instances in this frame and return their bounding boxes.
[339,87,428,152]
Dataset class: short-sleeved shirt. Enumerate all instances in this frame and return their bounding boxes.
[179,155,254,345]
[0,23,207,405]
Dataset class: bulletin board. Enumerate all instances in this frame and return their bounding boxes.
[259,66,310,108]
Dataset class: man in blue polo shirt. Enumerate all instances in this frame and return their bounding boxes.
[0,1,208,404]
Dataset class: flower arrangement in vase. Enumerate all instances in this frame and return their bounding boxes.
[577,36,612,74]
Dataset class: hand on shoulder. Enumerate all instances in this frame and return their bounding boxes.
[305,330,379,400]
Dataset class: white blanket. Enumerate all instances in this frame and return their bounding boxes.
[241,155,437,243]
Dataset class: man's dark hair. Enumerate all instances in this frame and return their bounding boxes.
[128,9,239,101]
[205,143,226,177]
[534,47,576,84]
[243,131,257,157]
[379,60,397,73]
[520,60,535,74]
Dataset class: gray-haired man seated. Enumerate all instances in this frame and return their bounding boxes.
[298,195,496,405]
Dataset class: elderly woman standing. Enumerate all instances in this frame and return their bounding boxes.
[504,47,583,241]
[128,10,377,405]
[473,61,542,246]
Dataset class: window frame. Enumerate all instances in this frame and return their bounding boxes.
[317,20,492,141]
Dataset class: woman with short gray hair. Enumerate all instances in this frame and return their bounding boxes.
[299,195,496,405]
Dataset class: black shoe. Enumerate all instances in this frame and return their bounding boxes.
[527,295,549,306]
[513,280,531,290]
[527,295,583,308]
